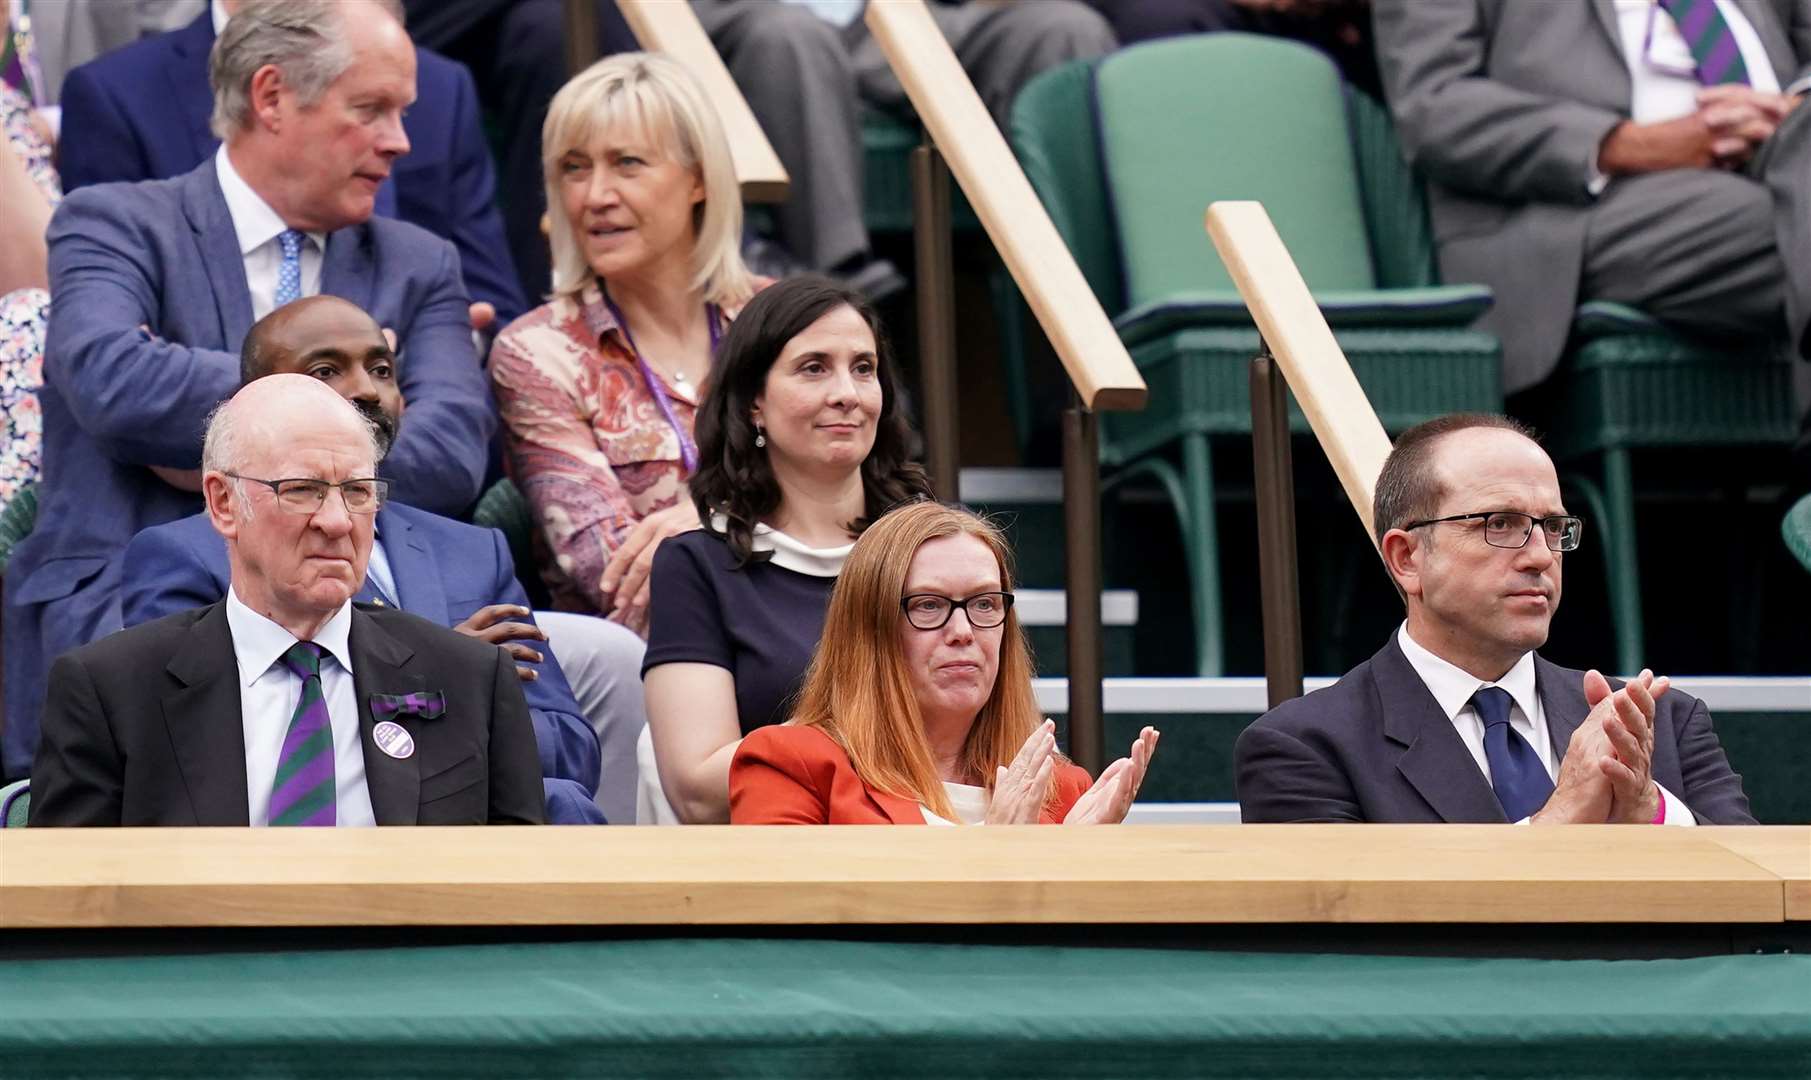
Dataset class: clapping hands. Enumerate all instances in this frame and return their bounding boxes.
[982,720,1161,825]
[1064,726,1160,826]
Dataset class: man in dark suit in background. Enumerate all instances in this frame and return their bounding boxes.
[2,0,495,778]
[56,0,527,328]
[30,375,544,827]
[1373,0,1811,471]
[122,296,609,822]
[1236,414,1754,825]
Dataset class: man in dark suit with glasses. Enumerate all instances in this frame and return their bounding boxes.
[1236,413,1754,825]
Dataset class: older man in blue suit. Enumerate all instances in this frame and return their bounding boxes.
[2,0,495,778]
[56,0,525,327]
[122,297,610,822]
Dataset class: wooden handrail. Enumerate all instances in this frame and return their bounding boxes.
[1205,202,1394,545]
[614,0,790,203]
[2,826,1800,928]
[864,0,1145,412]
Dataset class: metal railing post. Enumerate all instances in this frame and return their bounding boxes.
[910,141,960,501]
[1250,344,1304,708]
[564,0,600,75]
[1063,397,1105,774]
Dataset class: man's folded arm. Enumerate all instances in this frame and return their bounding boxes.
[1233,722,1366,823]
[45,194,240,467]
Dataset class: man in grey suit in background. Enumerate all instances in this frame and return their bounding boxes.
[1373,0,1811,415]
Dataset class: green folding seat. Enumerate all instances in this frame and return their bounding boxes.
[0,483,37,575]
[1012,36,1501,674]
[1782,493,1811,576]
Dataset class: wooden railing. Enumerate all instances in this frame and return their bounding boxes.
[864,0,1146,773]
[574,0,790,202]
[1204,202,1395,705]
[3,826,1804,928]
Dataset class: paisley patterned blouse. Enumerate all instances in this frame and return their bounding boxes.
[489,280,760,613]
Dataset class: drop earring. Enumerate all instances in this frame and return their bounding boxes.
[754,425,767,449]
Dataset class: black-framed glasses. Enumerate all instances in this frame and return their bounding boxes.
[900,591,1014,631]
[1403,510,1584,552]
[228,474,389,515]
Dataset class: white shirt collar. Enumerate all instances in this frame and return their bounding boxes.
[213,143,325,258]
[226,585,355,689]
[1396,622,1539,727]
[708,512,851,577]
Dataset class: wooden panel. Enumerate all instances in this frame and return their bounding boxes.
[616,0,789,203]
[864,0,1145,412]
[0,825,1784,929]
[1707,826,1811,920]
[1205,201,1394,544]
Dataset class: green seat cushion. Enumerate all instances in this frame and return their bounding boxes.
[1094,35,1375,309]
[0,779,28,828]
[1781,494,1811,574]
[1113,285,1493,347]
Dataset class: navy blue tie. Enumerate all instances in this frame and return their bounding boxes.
[1473,687,1554,821]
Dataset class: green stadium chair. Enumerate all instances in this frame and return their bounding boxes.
[472,477,539,597]
[1011,36,1502,674]
[1531,307,1798,675]
[0,482,37,575]
[1784,493,1811,575]
[0,778,28,827]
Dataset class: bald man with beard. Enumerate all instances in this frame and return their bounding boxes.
[31,376,543,826]
[118,296,633,823]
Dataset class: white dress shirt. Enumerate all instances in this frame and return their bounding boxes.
[227,588,376,827]
[1612,0,1781,124]
[213,144,325,321]
[922,781,990,826]
[1395,624,1693,825]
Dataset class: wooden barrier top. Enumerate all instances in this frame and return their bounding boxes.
[616,0,789,203]
[864,0,1145,413]
[1708,826,1811,919]
[1,825,1798,929]
[1205,201,1394,545]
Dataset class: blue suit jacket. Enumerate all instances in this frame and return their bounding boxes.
[0,159,494,777]
[120,504,601,799]
[56,13,527,325]
[1234,636,1756,825]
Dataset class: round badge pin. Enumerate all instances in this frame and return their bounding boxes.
[373,720,415,760]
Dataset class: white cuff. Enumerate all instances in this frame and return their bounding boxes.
[1657,782,1696,827]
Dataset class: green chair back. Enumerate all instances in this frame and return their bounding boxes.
[1092,34,1376,310]
[0,483,38,575]
[472,478,538,594]
[1,778,28,827]
[1010,58,1125,316]
[1785,493,1811,575]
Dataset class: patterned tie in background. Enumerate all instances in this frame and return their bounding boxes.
[1472,686,1555,821]
[1658,0,1752,86]
[269,641,336,827]
[274,229,306,307]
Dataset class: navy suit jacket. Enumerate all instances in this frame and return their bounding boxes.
[121,503,600,797]
[0,158,493,778]
[1234,637,1756,825]
[56,13,526,325]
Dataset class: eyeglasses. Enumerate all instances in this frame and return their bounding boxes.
[228,474,389,515]
[1402,511,1584,552]
[900,591,1014,631]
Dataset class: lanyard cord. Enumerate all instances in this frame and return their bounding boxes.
[593,285,722,474]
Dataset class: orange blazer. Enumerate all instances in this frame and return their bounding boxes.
[731,723,1092,824]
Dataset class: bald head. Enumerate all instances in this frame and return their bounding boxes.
[204,372,383,478]
[242,295,403,451]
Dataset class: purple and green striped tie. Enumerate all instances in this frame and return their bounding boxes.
[269,641,336,827]
[1659,0,1752,86]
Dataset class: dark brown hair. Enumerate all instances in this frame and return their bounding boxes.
[1372,413,1539,543]
[690,275,930,565]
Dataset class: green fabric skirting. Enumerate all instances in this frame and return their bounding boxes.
[1,940,1807,1078]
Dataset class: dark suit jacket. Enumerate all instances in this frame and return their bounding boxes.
[731,724,1093,825]
[1373,0,1811,391]
[121,504,600,794]
[1234,637,1756,824]
[55,12,526,324]
[29,601,545,826]
[1,158,494,778]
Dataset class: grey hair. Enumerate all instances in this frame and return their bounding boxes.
[202,395,388,518]
[209,0,405,139]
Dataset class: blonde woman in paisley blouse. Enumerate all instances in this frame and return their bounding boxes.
[489,52,763,632]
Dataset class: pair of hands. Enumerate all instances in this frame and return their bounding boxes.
[599,500,701,636]
[984,719,1161,826]
[1600,87,1801,174]
[1533,669,1665,825]
[453,604,546,683]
